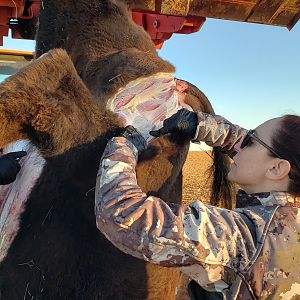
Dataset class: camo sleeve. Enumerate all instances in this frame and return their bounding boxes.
[193,112,247,150]
[95,137,256,272]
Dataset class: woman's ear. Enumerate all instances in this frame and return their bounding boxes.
[267,159,291,180]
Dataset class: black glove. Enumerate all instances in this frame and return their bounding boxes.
[120,126,147,155]
[0,151,27,185]
[150,108,198,139]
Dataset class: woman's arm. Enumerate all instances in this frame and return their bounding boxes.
[150,108,247,151]
[193,112,247,150]
[95,137,256,270]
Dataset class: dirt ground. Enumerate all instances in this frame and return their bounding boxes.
[182,151,214,205]
[177,151,219,300]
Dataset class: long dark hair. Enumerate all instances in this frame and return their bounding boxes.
[182,80,234,209]
[272,115,300,197]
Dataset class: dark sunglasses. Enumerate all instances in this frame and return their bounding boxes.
[241,129,283,159]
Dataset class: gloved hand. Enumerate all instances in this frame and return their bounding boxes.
[0,151,27,185]
[120,126,147,155]
[150,108,198,140]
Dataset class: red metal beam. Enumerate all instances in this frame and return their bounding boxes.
[0,0,39,45]
[0,0,23,45]
[0,1,203,48]
[1,0,298,48]
[132,12,205,48]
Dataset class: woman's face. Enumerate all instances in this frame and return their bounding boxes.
[228,118,283,193]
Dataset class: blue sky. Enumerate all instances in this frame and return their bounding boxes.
[1,18,299,131]
[160,19,300,129]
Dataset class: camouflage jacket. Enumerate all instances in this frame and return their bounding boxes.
[95,113,300,299]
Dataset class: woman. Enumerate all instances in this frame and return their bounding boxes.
[95,109,300,299]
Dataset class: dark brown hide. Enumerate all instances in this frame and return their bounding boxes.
[35,0,231,204]
[182,80,214,113]
[0,50,119,154]
[0,1,231,299]
[0,48,182,300]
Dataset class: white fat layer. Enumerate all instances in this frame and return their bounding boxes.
[107,73,182,142]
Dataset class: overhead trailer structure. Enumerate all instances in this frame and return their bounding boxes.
[0,0,299,47]
[0,48,32,76]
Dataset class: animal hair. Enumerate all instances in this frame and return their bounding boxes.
[0,49,119,156]
[0,0,232,298]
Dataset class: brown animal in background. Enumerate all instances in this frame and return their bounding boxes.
[0,0,232,299]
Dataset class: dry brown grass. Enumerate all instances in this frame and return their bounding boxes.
[182,151,213,205]
[177,151,221,300]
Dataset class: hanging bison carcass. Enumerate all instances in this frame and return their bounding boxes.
[0,0,232,299]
